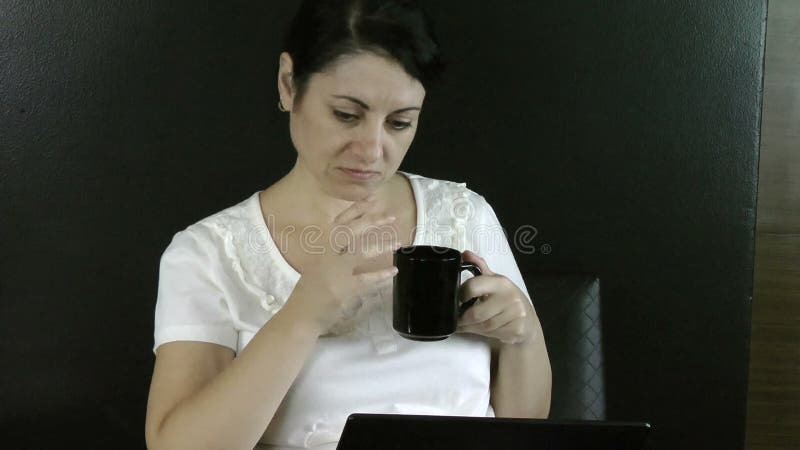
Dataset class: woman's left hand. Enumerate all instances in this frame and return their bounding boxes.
[456,250,539,345]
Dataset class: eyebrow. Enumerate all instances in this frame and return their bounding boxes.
[332,95,421,114]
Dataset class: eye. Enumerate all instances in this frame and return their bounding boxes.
[333,110,358,123]
[388,119,413,131]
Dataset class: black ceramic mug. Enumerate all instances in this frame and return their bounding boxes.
[392,245,482,341]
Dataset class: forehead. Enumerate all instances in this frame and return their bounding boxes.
[309,53,426,108]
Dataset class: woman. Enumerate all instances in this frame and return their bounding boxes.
[145,1,551,449]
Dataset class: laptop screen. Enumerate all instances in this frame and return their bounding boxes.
[336,413,651,450]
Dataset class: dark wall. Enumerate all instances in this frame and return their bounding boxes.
[0,1,765,449]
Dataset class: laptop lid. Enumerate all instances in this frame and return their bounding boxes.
[336,413,651,450]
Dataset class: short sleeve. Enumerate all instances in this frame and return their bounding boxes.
[153,229,238,353]
[470,197,531,302]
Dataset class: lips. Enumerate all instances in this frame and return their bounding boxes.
[341,167,378,174]
[339,167,380,180]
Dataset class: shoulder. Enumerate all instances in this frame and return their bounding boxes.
[162,192,262,257]
[401,171,488,204]
[401,171,500,251]
[400,170,492,220]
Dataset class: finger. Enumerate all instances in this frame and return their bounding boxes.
[329,215,395,256]
[460,302,517,330]
[348,213,396,237]
[456,274,501,304]
[350,236,402,261]
[455,324,484,337]
[461,250,495,276]
[458,309,517,336]
[335,194,379,224]
[360,238,403,260]
[458,295,505,326]
[331,214,395,253]
[335,215,396,256]
[354,265,399,286]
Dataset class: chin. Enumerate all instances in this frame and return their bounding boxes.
[331,175,386,200]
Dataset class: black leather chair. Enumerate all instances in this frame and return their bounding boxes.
[529,274,605,420]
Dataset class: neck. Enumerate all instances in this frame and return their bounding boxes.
[275,159,393,226]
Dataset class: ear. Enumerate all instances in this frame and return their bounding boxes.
[277,52,296,111]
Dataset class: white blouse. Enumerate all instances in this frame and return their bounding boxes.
[153,171,531,449]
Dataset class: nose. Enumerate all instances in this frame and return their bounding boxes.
[351,120,384,163]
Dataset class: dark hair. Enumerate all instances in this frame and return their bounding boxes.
[283,0,444,101]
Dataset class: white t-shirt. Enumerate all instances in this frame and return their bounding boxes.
[153,171,530,449]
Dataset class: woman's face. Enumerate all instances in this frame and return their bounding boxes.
[281,52,426,200]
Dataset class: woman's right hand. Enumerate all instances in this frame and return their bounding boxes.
[282,194,401,335]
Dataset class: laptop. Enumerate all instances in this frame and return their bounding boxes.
[336,413,651,450]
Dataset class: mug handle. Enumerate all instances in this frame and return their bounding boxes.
[457,263,483,316]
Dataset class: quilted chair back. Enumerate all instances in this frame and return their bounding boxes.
[530,274,605,420]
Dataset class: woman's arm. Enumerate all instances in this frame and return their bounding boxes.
[146,195,397,450]
[490,325,552,418]
[457,249,552,419]
[145,298,322,450]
